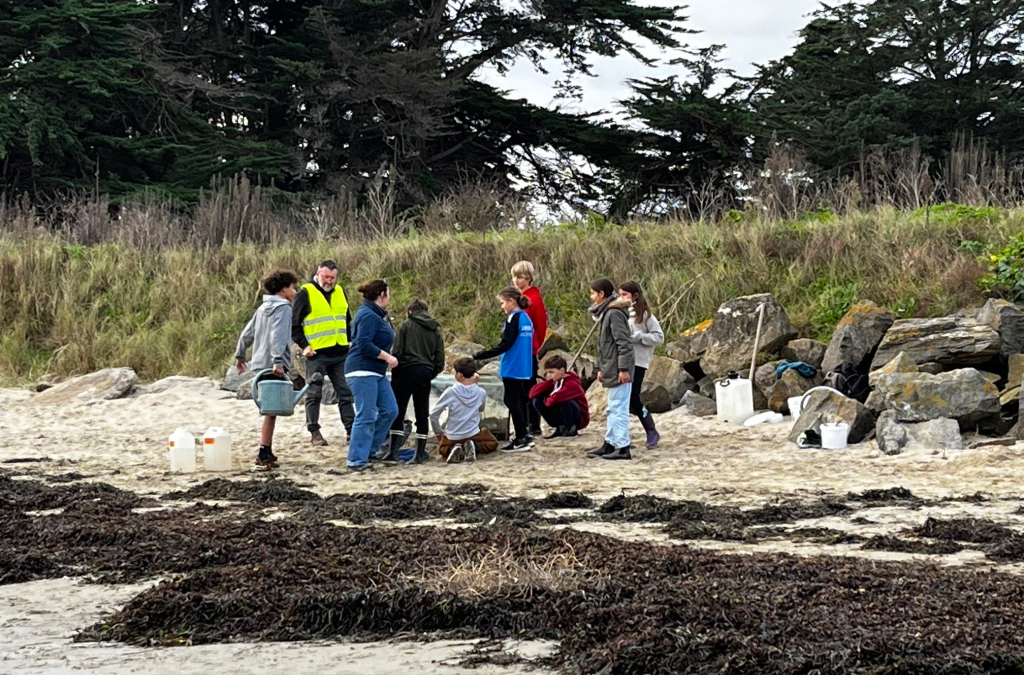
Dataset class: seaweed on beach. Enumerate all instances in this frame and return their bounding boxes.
[0,473,153,513]
[163,477,321,504]
[847,487,922,503]
[65,517,1024,675]
[912,517,1016,544]
[861,535,965,555]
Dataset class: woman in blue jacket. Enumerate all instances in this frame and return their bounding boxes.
[474,286,535,453]
[344,279,399,471]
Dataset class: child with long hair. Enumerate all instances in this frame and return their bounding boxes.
[473,287,535,452]
[618,280,665,448]
[511,260,547,436]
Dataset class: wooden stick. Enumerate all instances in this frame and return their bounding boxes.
[569,319,601,371]
[749,302,766,378]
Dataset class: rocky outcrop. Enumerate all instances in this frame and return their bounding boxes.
[868,352,918,386]
[866,369,1000,429]
[821,301,895,372]
[870,317,1000,370]
[666,318,713,364]
[780,339,827,369]
[700,294,798,379]
[876,411,962,455]
[34,368,138,404]
[977,299,1024,361]
[641,356,697,413]
[681,390,718,417]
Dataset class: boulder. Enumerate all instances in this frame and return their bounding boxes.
[868,352,918,386]
[681,390,718,417]
[586,381,609,423]
[144,376,215,395]
[1009,354,1024,390]
[222,363,253,392]
[822,300,895,373]
[640,356,697,413]
[876,411,909,455]
[666,318,713,364]
[918,362,944,375]
[866,369,1000,429]
[768,368,822,414]
[34,367,138,405]
[788,388,876,445]
[780,339,827,369]
[977,299,1024,360]
[697,375,716,400]
[753,360,786,400]
[541,349,598,391]
[445,341,486,371]
[700,294,798,378]
[870,316,1000,370]
[538,333,570,360]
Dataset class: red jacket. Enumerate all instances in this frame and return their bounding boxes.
[523,286,547,355]
[528,372,590,429]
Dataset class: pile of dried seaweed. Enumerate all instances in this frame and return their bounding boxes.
[164,477,320,503]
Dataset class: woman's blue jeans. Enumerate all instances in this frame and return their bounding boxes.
[345,375,399,467]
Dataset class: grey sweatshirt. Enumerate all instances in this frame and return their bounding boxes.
[429,382,487,440]
[629,309,664,369]
[235,295,293,372]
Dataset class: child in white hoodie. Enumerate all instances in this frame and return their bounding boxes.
[429,358,498,463]
[235,269,300,471]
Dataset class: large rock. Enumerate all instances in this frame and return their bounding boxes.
[866,369,1000,428]
[586,381,609,423]
[875,411,909,455]
[222,363,253,392]
[681,390,718,417]
[822,301,895,373]
[1008,354,1024,390]
[445,341,486,372]
[538,333,570,360]
[541,349,597,391]
[768,368,822,414]
[870,317,1001,371]
[34,367,138,404]
[143,376,215,395]
[788,388,876,444]
[977,299,1024,360]
[868,352,918,386]
[641,356,697,413]
[700,294,798,379]
[666,319,714,365]
[780,339,827,369]
[753,360,786,400]
[906,418,963,451]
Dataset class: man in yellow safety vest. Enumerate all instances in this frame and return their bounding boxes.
[291,260,355,445]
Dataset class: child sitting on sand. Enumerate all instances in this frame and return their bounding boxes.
[429,357,498,464]
[234,269,300,471]
[528,354,590,438]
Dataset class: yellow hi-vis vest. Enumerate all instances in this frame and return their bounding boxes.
[303,283,349,349]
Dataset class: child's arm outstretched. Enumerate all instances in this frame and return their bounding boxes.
[234,315,256,372]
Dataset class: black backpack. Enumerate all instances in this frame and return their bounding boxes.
[822,363,870,402]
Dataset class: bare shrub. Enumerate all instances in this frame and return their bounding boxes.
[941,134,1024,207]
[193,174,281,245]
[419,179,530,233]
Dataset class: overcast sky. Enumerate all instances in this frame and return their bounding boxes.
[476,0,823,115]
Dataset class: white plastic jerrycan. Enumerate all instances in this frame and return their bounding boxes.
[715,372,754,424]
[202,427,233,472]
[168,428,197,473]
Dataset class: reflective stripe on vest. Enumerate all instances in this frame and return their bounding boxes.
[303,283,349,349]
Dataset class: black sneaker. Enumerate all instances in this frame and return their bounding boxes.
[502,437,534,453]
[601,446,632,460]
[544,426,566,440]
[586,442,613,459]
[267,451,280,468]
[563,425,579,438]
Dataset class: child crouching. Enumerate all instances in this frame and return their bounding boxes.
[529,355,590,438]
[429,358,498,463]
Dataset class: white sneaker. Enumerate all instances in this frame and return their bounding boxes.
[446,444,464,464]
[464,440,477,462]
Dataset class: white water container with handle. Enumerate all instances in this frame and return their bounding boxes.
[168,428,197,473]
[715,373,755,424]
[820,422,850,450]
[202,427,233,472]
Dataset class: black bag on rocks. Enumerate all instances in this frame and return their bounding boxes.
[823,363,870,403]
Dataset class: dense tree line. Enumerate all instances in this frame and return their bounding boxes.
[1,0,1022,218]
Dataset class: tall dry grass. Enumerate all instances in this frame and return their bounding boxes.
[1,204,1020,382]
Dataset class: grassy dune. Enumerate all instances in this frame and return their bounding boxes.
[1,205,1020,381]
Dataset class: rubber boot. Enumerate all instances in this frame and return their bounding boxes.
[640,410,660,449]
[414,437,430,464]
[586,441,613,459]
[379,432,404,463]
[601,445,632,460]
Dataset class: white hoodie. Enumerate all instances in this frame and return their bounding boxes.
[429,382,487,441]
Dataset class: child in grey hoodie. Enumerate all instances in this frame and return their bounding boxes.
[429,358,498,463]
[235,269,300,471]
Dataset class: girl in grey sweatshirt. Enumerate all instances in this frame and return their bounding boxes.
[618,281,665,449]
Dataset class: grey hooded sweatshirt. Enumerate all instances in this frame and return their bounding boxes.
[235,295,293,372]
[429,382,487,441]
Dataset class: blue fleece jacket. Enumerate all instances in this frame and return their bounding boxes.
[344,301,395,375]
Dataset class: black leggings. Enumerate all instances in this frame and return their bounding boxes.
[503,377,532,439]
[390,365,433,437]
[630,365,649,420]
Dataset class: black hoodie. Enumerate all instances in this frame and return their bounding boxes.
[393,310,446,377]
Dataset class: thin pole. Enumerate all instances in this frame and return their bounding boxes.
[749,302,766,378]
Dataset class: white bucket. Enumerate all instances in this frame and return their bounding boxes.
[168,428,197,473]
[202,427,233,472]
[788,396,804,420]
[820,422,849,450]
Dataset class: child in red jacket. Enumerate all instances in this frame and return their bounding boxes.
[528,354,590,438]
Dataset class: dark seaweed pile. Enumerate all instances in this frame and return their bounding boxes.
[7,471,1024,674]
